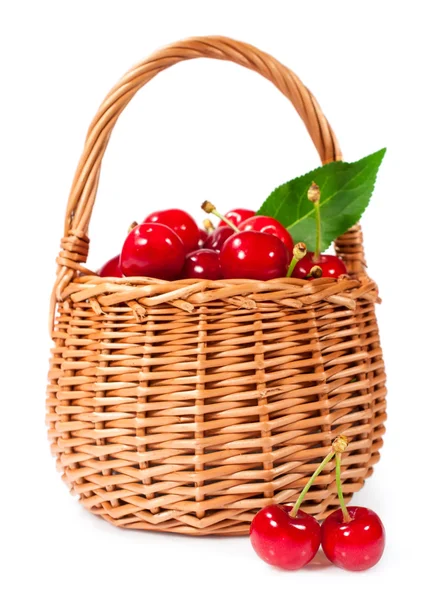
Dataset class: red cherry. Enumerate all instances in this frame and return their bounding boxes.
[292,252,347,278]
[250,505,321,570]
[143,209,199,253]
[181,249,222,280]
[217,208,255,229]
[197,229,209,248]
[120,223,185,279]
[97,254,123,277]
[203,226,235,252]
[220,231,288,280]
[239,215,294,258]
[321,506,385,571]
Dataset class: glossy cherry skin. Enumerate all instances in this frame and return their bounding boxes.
[239,215,294,259]
[143,209,199,253]
[181,249,222,280]
[197,229,209,248]
[203,226,235,252]
[220,231,288,280]
[291,252,347,278]
[97,254,123,277]
[321,507,385,571]
[217,208,255,229]
[120,223,185,280]
[250,505,321,570]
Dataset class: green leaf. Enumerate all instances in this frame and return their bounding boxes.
[256,148,386,252]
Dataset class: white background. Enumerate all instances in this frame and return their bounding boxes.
[1,1,444,598]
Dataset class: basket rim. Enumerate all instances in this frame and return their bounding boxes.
[57,271,379,319]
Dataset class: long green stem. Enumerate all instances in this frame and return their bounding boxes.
[307,182,322,260]
[290,451,335,517]
[313,200,322,261]
[335,452,351,523]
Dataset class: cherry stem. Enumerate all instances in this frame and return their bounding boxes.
[289,451,335,517]
[307,182,321,261]
[286,258,298,278]
[201,201,240,233]
[314,200,321,261]
[335,452,351,523]
[286,242,307,277]
[203,218,215,233]
[308,265,322,279]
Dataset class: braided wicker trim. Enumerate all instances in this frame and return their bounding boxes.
[60,274,379,318]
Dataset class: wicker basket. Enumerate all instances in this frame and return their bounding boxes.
[46,36,387,536]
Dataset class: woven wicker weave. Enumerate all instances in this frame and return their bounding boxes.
[46,36,387,536]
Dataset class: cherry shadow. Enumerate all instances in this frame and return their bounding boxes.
[303,549,332,570]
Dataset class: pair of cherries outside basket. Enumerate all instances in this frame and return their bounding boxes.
[47,36,387,574]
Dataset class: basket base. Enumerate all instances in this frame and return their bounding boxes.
[84,493,356,536]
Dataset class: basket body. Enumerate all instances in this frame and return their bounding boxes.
[46,36,387,535]
[47,274,386,535]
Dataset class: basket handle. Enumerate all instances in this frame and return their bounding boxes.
[51,35,366,319]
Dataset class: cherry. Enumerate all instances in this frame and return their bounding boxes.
[291,252,347,278]
[216,208,255,229]
[97,254,123,277]
[202,202,288,279]
[239,215,294,258]
[220,231,288,280]
[143,208,199,254]
[120,223,185,279]
[203,226,235,252]
[197,229,209,248]
[181,249,222,280]
[321,435,385,571]
[321,507,385,571]
[250,505,321,570]
[249,438,339,570]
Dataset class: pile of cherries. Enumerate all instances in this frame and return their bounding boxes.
[97,199,347,282]
[250,436,386,572]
